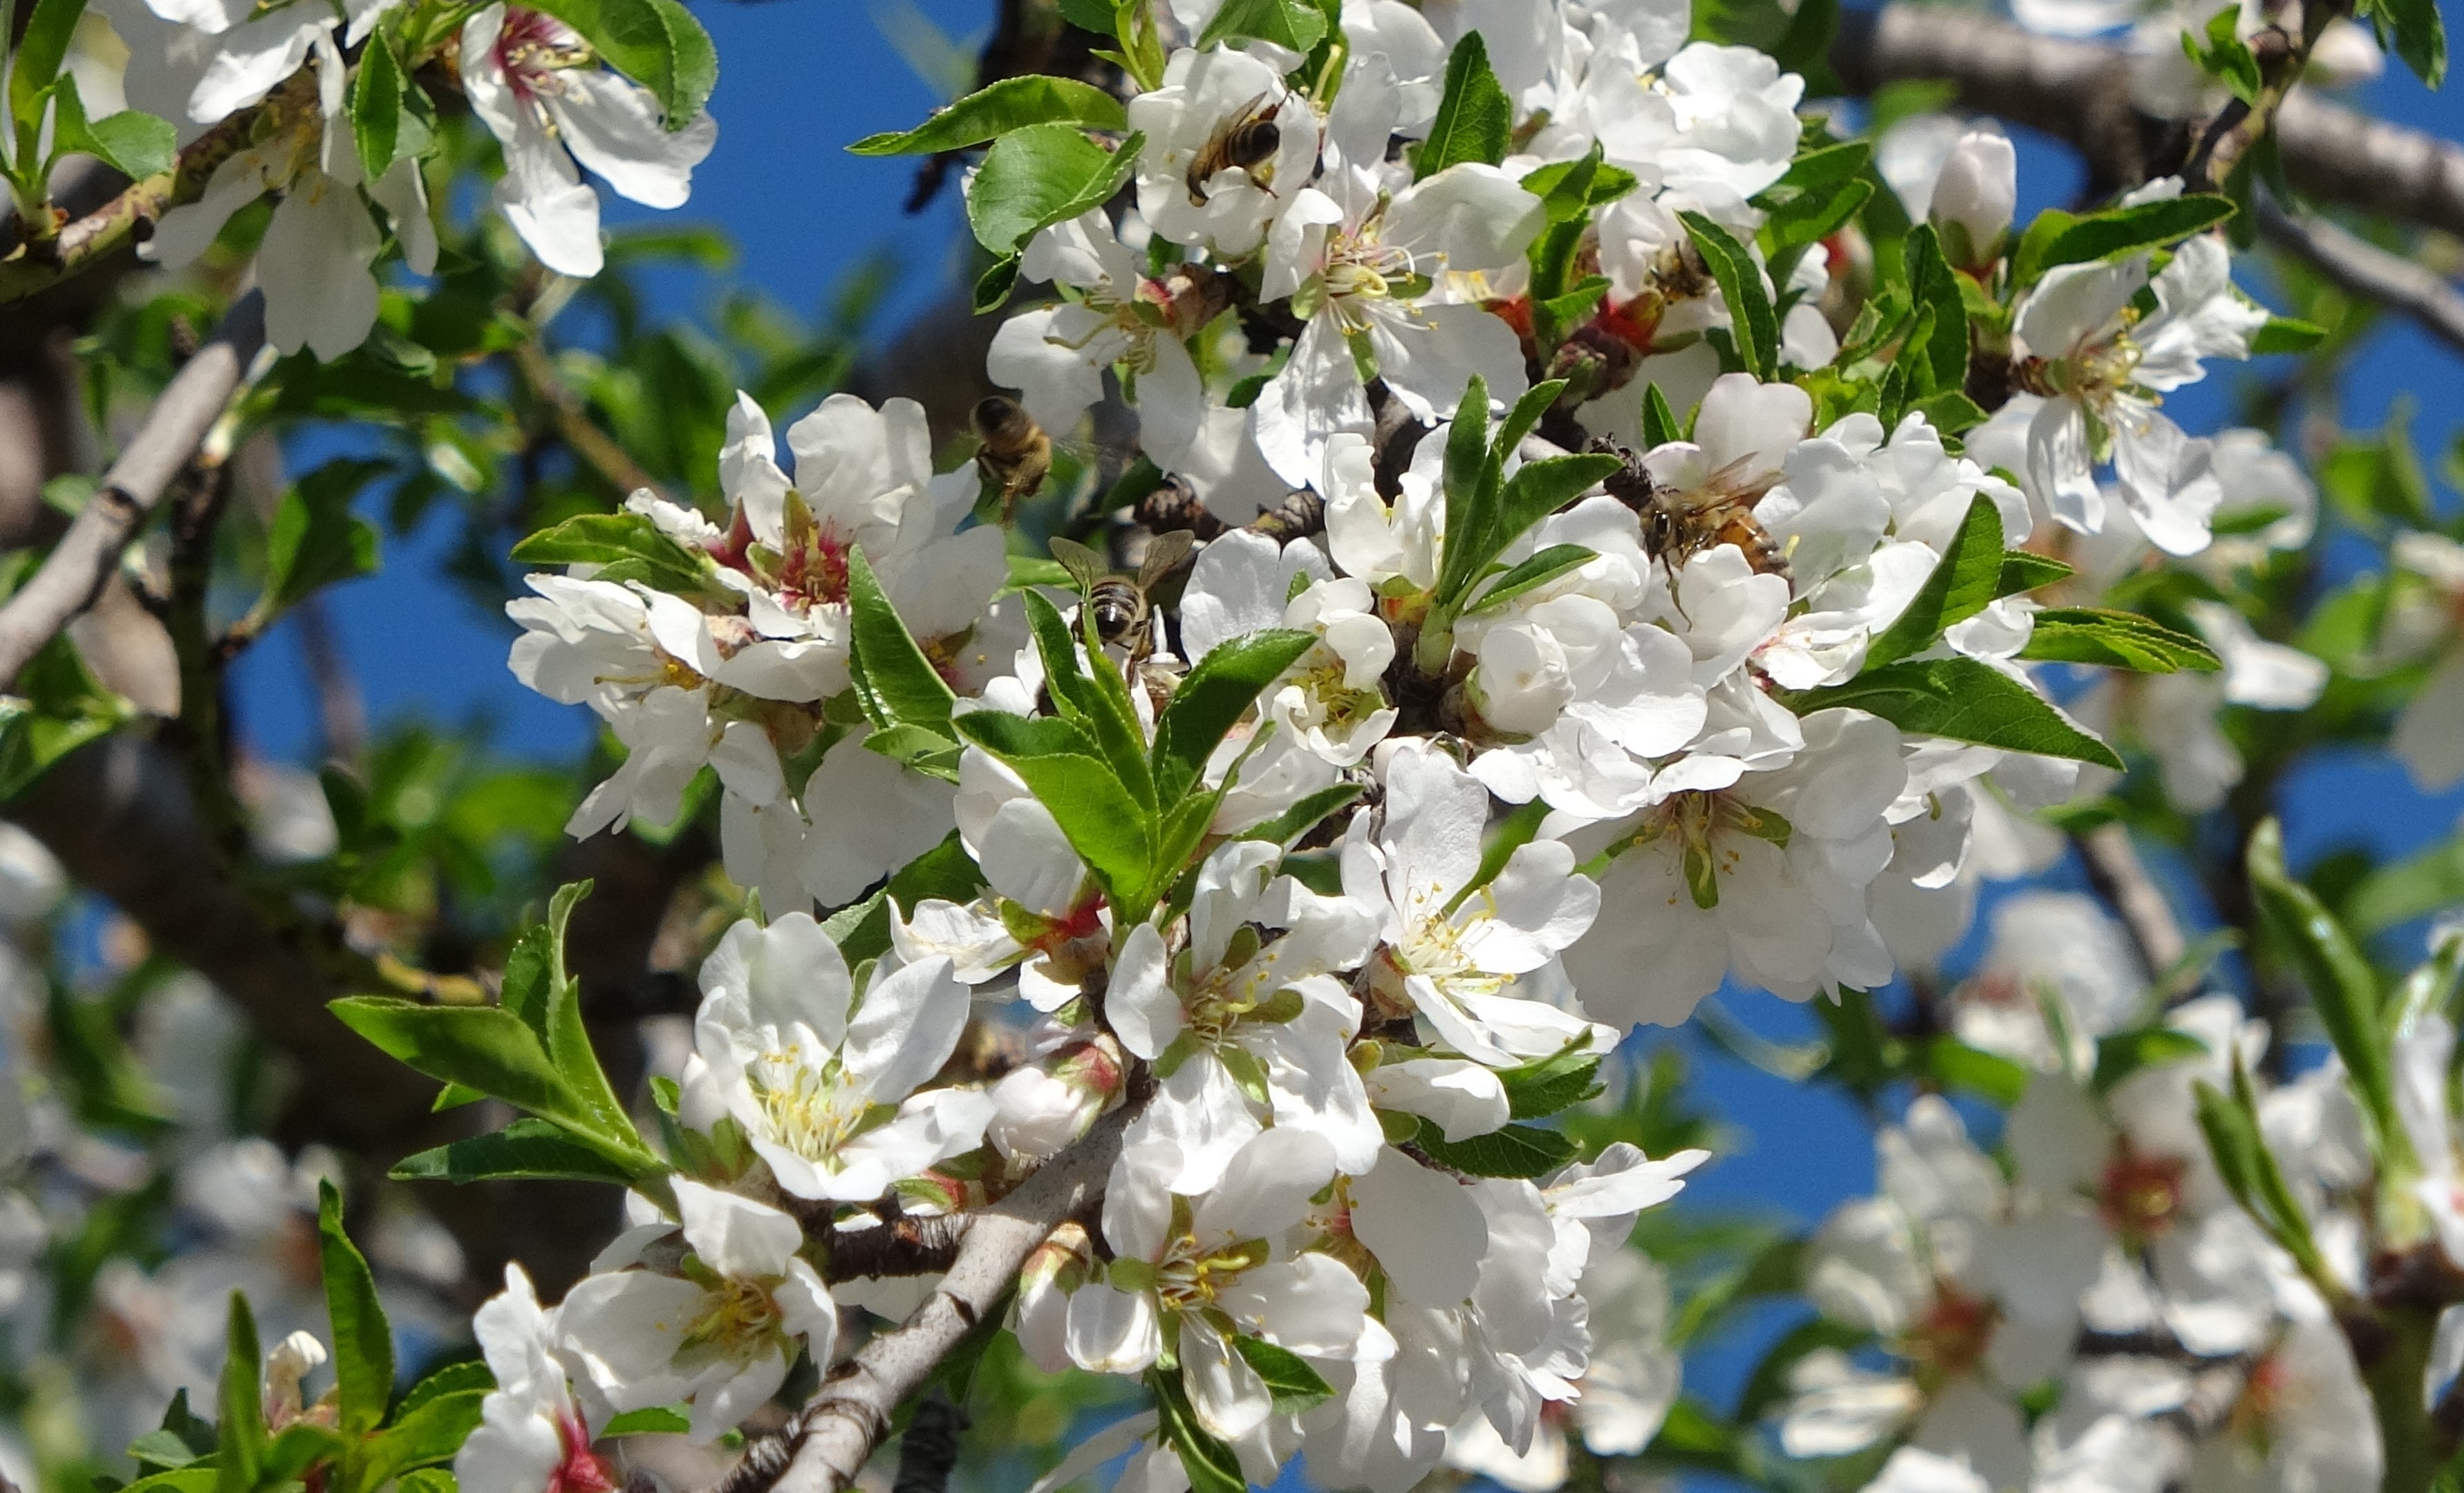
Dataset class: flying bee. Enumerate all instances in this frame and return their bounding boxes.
[971,395,1053,514]
[1049,529,1198,670]
[1628,453,1791,583]
[1186,92,1283,207]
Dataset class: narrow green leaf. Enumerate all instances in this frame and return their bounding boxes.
[265,459,385,615]
[951,715,1153,898]
[850,75,1126,155]
[1864,494,2006,668]
[357,1391,485,1487]
[2017,608,2223,673]
[393,1360,495,1422]
[1902,223,1967,397]
[1416,30,1510,178]
[1922,1037,2028,1105]
[2032,194,2235,278]
[1152,1369,1247,1493]
[1236,783,1362,847]
[1231,1336,1336,1414]
[1997,551,2073,597]
[846,546,958,733]
[1462,544,1599,617]
[315,1182,393,1437]
[1641,382,1683,448]
[216,1293,265,1493]
[2091,1027,2208,1095]
[2249,315,2327,355]
[1496,1047,1604,1119]
[1150,629,1318,804]
[10,0,88,121]
[350,34,404,186]
[2248,818,2409,1170]
[526,0,716,128]
[510,511,704,585]
[1520,146,1639,222]
[1679,212,1778,380]
[1789,657,2122,769]
[390,1118,641,1185]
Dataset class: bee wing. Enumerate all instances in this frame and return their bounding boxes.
[1137,528,1198,588]
[1048,536,1110,592]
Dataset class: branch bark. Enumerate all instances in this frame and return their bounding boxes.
[2256,198,2464,355]
[0,289,265,685]
[1828,5,2464,237]
[2073,822,2189,984]
[711,1102,1135,1493]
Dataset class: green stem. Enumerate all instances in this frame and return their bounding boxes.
[2361,1304,2443,1493]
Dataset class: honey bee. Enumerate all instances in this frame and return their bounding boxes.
[972,395,1053,513]
[1185,92,1283,207]
[1049,529,1197,668]
[1623,453,1791,583]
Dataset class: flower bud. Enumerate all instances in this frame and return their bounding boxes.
[987,1039,1120,1164]
[1929,132,2017,271]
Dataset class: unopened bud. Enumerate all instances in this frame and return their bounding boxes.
[988,1039,1119,1164]
[1930,131,2017,271]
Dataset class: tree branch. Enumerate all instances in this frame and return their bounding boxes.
[0,73,316,302]
[709,1102,1135,1493]
[510,338,669,502]
[2073,823,2189,983]
[0,290,265,685]
[1829,5,2464,237]
[2255,198,2464,356]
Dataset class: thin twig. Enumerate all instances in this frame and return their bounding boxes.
[2074,822,2190,982]
[0,290,266,685]
[510,338,668,501]
[2257,198,2464,357]
[708,1102,1136,1493]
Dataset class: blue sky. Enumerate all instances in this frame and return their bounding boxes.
[225,0,2464,1440]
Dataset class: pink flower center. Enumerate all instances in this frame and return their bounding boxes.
[553,1409,619,1493]
[494,8,588,103]
[2097,1141,2187,1246]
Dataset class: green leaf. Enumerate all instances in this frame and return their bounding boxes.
[1462,545,1599,617]
[505,881,642,1152]
[967,122,1141,255]
[1864,494,2006,668]
[1762,178,1871,260]
[849,75,1126,155]
[2349,836,2464,936]
[2247,818,2409,1170]
[261,1422,346,1485]
[216,1293,265,1493]
[41,76,178,180]
[1416,30,1511,178]
[315,1182,393,1437]
[525,0,716,128]
[130,1391,216,1474]
[9,0,88,123]
[330,999,657,1174]
[1641,382,1683,449]
[393,1360,494,1422]
[1237,783,1362,848]
[1520,147,1639,223]
[391,1118,641,1185]
[2193,1070,2338,1295]
[1231,1336,1336,1414]
[1790,657,2122,769]
[349,34,404,185]
[0,633,132,800]
[1902,223,1968,396]
[264,458,385,617]
[2017,608,2222,673]
[1679,212,1778,380]
[846,546,958,734]
[1150,629,1318,804]
[2093,1027,2209,1094]
[1152,1369,1246,1493]
[601,1407,693,1436]
[1496,1047,1605,1120]
[1197,0,1328,50]
[2026,194,2236,280]
[510,511,704,587]
[2363,0,2445,85]
[1413,1119,1578,1177]
[951,713,1154,900]
[2249,315,2327,355]
[1761,139,1871,199]
[358,1391,485,1487]
[1916,1037,2028,1105]
[1997,551,2073,597]
[1478,457,1623,584]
